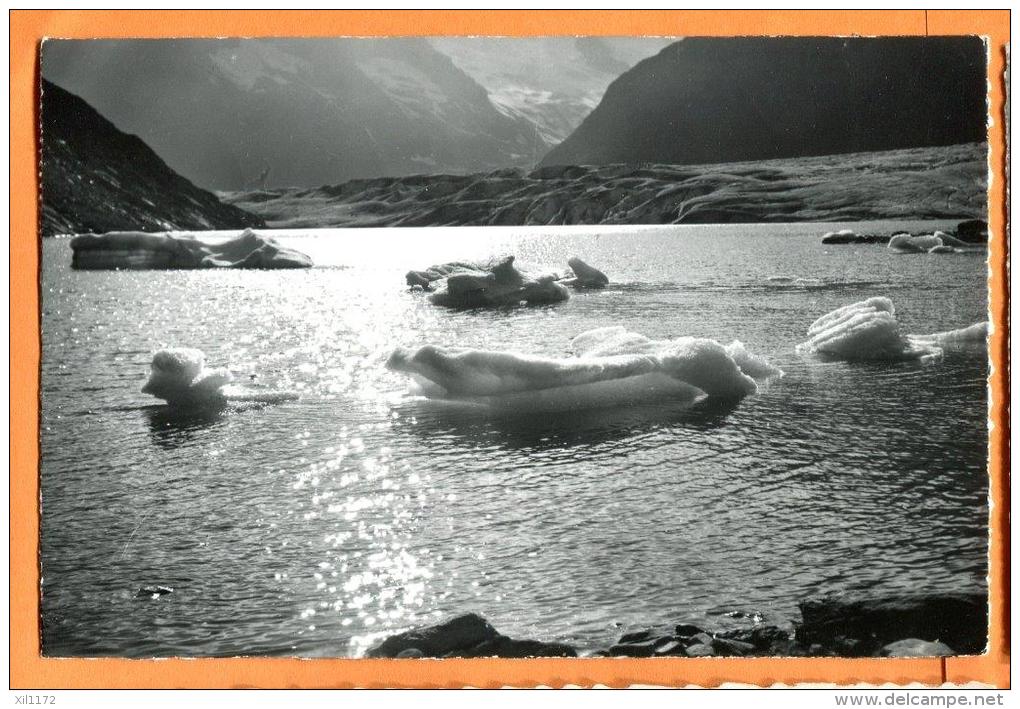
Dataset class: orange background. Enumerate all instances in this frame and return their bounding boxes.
[9,10,1010,689]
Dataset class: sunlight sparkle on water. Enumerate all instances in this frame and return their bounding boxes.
[39,224,989,657]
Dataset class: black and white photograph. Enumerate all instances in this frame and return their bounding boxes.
[38,34,991,662]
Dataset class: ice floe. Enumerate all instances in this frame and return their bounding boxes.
[71,228,313,270]
[406,254,609,307]
[796,297,987,362]
[887,231,976,254]
[888,233,945,253]
[387,327,781,412]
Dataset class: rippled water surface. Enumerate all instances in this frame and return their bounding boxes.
[40,222,990,657]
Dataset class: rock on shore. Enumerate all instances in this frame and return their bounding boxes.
[955,219,989,243]
[796,593,987,656]
[366,613,576,658]
[367,593,986,658]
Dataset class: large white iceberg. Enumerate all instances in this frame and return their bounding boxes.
[71,229,313,270]
[387,327,782,412]
[142,348,298,407]
[796,297,987,361]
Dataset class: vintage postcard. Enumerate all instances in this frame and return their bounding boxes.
[9,10,1010,692]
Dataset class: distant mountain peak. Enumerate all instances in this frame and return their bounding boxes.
[428,37,675,143]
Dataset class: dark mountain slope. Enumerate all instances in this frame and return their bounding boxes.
[541,37,987,168]
[40,80,265,236]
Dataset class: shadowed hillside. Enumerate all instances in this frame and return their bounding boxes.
[40,80,265,237]
[541,37,987,169]
[222,143,987,228]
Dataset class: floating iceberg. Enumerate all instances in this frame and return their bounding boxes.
[387,327,781,412]
[448,262,565,306]
[562,257,610,288]
[823,227,985,250]
[908,321,989,347]
[71,228,313,270]
[405,260,490,288]
[142,348,298,408]
[796,297,987,362]
[888,233,944,253]
[405,254,608,307]
[142,348,233,407]
[887,231,974,254]
[766,276,824,288]
[932,231,971,248]
[821,229,858,244]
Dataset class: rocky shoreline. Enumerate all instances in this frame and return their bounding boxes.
[366,593,987,659]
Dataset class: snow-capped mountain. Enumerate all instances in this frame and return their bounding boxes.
[429,37,674,144]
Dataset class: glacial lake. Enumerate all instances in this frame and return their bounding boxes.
[39,222,990,657]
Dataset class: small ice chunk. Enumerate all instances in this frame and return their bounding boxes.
[142,348,233,406]
[908,321,988,347]
[821,229,857,244]
[142,348,297,407]
[932,231,971,248]
[563,257,609,288]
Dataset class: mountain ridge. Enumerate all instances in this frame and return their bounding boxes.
[40,80,265,237]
